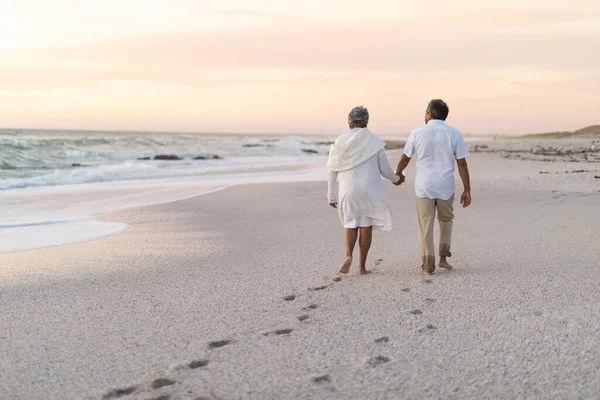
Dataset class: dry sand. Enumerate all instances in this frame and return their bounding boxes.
[1,143,600,399]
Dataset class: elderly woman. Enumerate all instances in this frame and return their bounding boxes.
[327,106,400,274]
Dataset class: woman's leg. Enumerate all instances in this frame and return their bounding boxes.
[358,226,373,274]
[340,228,358,273]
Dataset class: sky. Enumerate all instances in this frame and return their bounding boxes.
[1,0,599,135]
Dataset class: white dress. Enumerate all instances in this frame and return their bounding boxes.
[328,149,400,231]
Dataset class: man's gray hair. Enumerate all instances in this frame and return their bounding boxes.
[348,106,369,127]
[426,99,449,121]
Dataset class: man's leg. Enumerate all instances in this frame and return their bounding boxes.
[437,195,455,270]
[340,228,358,273]
[416,197,436,274]
[358,226,373,275]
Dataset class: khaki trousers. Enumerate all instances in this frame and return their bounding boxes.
[416,195,454,273]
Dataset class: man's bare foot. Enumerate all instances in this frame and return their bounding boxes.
[339,256,352,274]
[359,268,371,275]
[439,261,453,270]
[421,270,434,276]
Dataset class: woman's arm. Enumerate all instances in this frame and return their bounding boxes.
[377,149,400,183]
[327,170,339,207]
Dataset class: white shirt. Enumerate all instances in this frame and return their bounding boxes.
[403,120,469,200]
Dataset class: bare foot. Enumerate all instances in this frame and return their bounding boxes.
[439,261,453,270]
[339,256,352,274]
[359,268,371,275]
[421,271,434,276]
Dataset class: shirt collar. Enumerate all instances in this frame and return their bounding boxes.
[427,119,446,125]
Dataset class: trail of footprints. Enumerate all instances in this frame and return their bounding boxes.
[102,258,437,399]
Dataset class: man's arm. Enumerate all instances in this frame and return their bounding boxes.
[456,158,471,207]
[394,154,411,185]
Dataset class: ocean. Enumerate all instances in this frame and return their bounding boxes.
[0,129,336,190]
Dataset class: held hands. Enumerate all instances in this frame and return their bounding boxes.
[393,173,405,186]
[460,191,472,208]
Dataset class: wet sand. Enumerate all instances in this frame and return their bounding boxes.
[1,147,600,399]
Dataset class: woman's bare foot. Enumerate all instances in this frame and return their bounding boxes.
[359,268,371,275]
[339,256,352,274]
[439,260,453,270]
[421,270,434,276]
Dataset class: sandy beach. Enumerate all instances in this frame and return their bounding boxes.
[2,141,600,399]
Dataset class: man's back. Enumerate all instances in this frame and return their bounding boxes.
[403,120,469,200]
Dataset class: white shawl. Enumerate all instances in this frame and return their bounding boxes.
[326,128,386,172]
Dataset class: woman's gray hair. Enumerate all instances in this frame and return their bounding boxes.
[348,106,369,127]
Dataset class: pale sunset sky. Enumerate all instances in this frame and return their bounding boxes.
[1,0,599,135]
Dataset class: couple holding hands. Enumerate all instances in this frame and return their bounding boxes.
[327,100,471,276]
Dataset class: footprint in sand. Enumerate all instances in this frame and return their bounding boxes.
[410,309,423,315]
[304,304,319,310]
[374,258,383,266]
[151,378,177,390]
[208,340,232,349]
[367,356,390,367]
[263,328,293,336]
[333,277,342,282]
[374,336,389,343]
[148,396,171,400]
[401,288,411,292]
[423,279,433,284]
[298,315,309,321]
[418,324,437,333]
[189,359,210,369]
[283,295,296,301]
[425,298,436,304]
[309,285,329,291]
[103,386,137,398]
[312,374,331,384]
[533,311,543,317]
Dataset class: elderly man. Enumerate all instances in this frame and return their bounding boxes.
[395,99,471,275]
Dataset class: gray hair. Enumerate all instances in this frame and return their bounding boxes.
[426,99,449,120]
[348,106,369,127]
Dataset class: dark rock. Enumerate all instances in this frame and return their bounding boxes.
[193,155,221,160]
[71,163,83,167]
[243,143,273,148]
[154,155,182,160]
[137,157,151,160]
[301,149,319,154]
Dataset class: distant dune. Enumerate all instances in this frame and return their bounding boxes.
[521,125,600,139]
